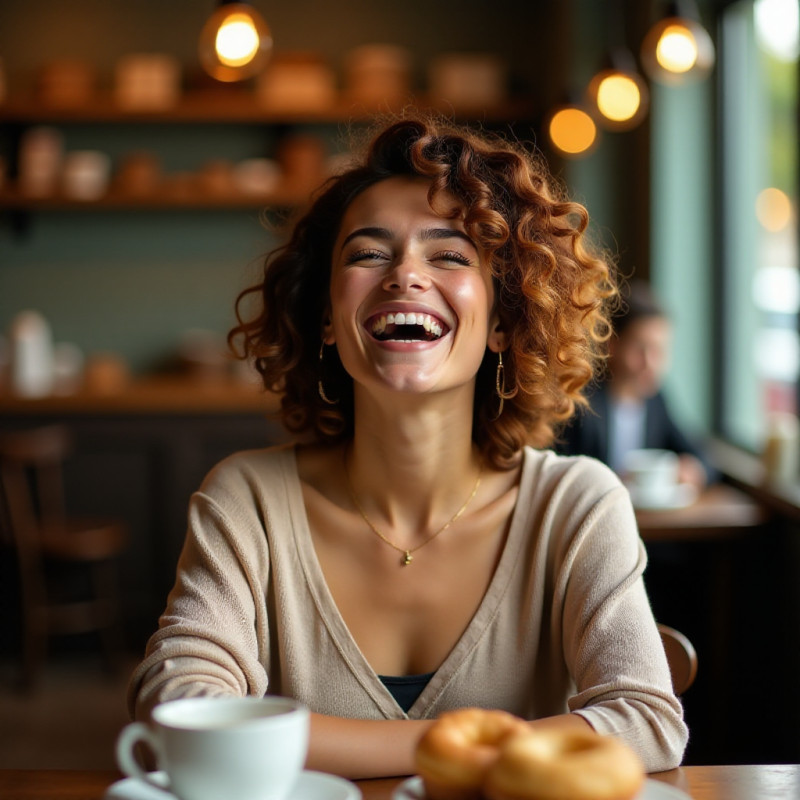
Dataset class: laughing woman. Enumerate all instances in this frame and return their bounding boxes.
[128,116,688,777]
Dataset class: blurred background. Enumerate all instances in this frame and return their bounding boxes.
[0,0,799,773]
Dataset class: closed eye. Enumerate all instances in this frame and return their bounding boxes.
[432,250,474,266]
[345,248,388,265]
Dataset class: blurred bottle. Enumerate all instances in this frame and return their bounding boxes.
[9,310,54,397]
[19,126,64,198]
[762,412,799,484]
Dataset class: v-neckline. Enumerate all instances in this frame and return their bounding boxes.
[280,446,538,719]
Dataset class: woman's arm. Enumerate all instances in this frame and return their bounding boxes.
[307,714,433,779]
[307,713,592,780]
[555,473,688,771]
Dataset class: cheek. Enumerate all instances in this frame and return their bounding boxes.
[329,270,372,321]
[328,271,388,353]
[450,275,494,325]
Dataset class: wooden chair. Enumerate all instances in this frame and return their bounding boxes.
[657,623,698,695]
[0,425,128,687]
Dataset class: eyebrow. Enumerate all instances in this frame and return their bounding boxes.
[340,226,476,250]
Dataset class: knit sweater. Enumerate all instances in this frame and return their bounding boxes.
[128,444,688,771]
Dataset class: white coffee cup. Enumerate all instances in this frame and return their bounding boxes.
[116,696,309,800]
[624,448,680,507]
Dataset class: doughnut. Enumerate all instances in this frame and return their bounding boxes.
[484,728,645,800]
[415,709,531,800]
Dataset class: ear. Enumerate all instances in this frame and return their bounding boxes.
[321,310,335,345]
[486,316,507,354]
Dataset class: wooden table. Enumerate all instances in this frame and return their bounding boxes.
[1,766,799,800]
[635,483,769,542]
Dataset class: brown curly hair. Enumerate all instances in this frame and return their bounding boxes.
[229,114,617,470]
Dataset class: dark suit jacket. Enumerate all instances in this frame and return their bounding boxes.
[556,384,717,481]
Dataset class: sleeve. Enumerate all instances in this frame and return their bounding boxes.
[552,469,689,770]
[653,393,719,483]
[127,488,270,721]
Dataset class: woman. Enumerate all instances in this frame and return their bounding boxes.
[128,116,687,777]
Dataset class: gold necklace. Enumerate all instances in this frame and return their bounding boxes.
[343,450,482,566]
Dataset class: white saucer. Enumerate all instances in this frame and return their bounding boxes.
[393,775,690,800]
[105,770,362,800]
[628,482,698,511]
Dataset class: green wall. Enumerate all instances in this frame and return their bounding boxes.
[0,0,716,403]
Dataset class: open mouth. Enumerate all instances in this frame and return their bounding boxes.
[369,311,449,342]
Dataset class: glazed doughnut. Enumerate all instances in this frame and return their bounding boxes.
[484,728,645,800]
[415,709,531,800]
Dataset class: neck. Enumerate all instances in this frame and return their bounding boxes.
[346,386,480,539]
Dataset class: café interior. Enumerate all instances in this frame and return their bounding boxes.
[1,0,800,791]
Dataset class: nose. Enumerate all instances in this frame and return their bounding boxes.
[641,344,665,374]
[382,254,431,293]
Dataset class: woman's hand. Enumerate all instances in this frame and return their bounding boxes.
[676,454,708,490]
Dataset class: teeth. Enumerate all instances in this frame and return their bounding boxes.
[370,312,445,339]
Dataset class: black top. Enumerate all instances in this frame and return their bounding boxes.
[379,672,435,713]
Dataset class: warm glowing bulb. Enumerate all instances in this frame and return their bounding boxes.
[215,13,260,67]
[199,2,272,82]
[548,108,597,156]
[756,187,793,231]
[656,24,699,73]
[596,74,641,122]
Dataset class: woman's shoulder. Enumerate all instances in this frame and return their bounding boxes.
[523,446,622,488]
[197,442,298,502]
[518,448,637,552]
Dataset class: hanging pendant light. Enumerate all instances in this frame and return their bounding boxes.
[547,100,599,158]
[641,0,715,85]
[199,1,273,82]
[587,47,650,131]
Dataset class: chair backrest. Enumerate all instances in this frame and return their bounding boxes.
[0,425,73,550]
[657,623,698,695]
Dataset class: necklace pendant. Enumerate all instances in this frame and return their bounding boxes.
[402,551,413,566]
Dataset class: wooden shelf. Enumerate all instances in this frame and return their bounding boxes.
[0,186,307,211]
[0,92,534,125]
[0,93,535,215]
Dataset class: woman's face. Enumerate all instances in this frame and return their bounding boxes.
[326,176,498,399]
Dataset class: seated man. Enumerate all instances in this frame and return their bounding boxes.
[557,280,716,490]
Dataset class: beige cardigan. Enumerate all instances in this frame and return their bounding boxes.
[129,444,688,771]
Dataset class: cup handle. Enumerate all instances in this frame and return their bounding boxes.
[116,722,170,793]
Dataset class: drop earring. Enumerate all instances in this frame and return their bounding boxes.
[318,343,338,405]
[495,351,505,418]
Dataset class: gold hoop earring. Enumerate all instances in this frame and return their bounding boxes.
[318,343,339,405]
[495,351,505,418]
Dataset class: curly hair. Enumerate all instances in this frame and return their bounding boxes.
[229,114,617,470]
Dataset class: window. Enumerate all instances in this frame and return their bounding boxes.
[720,0,799,450]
